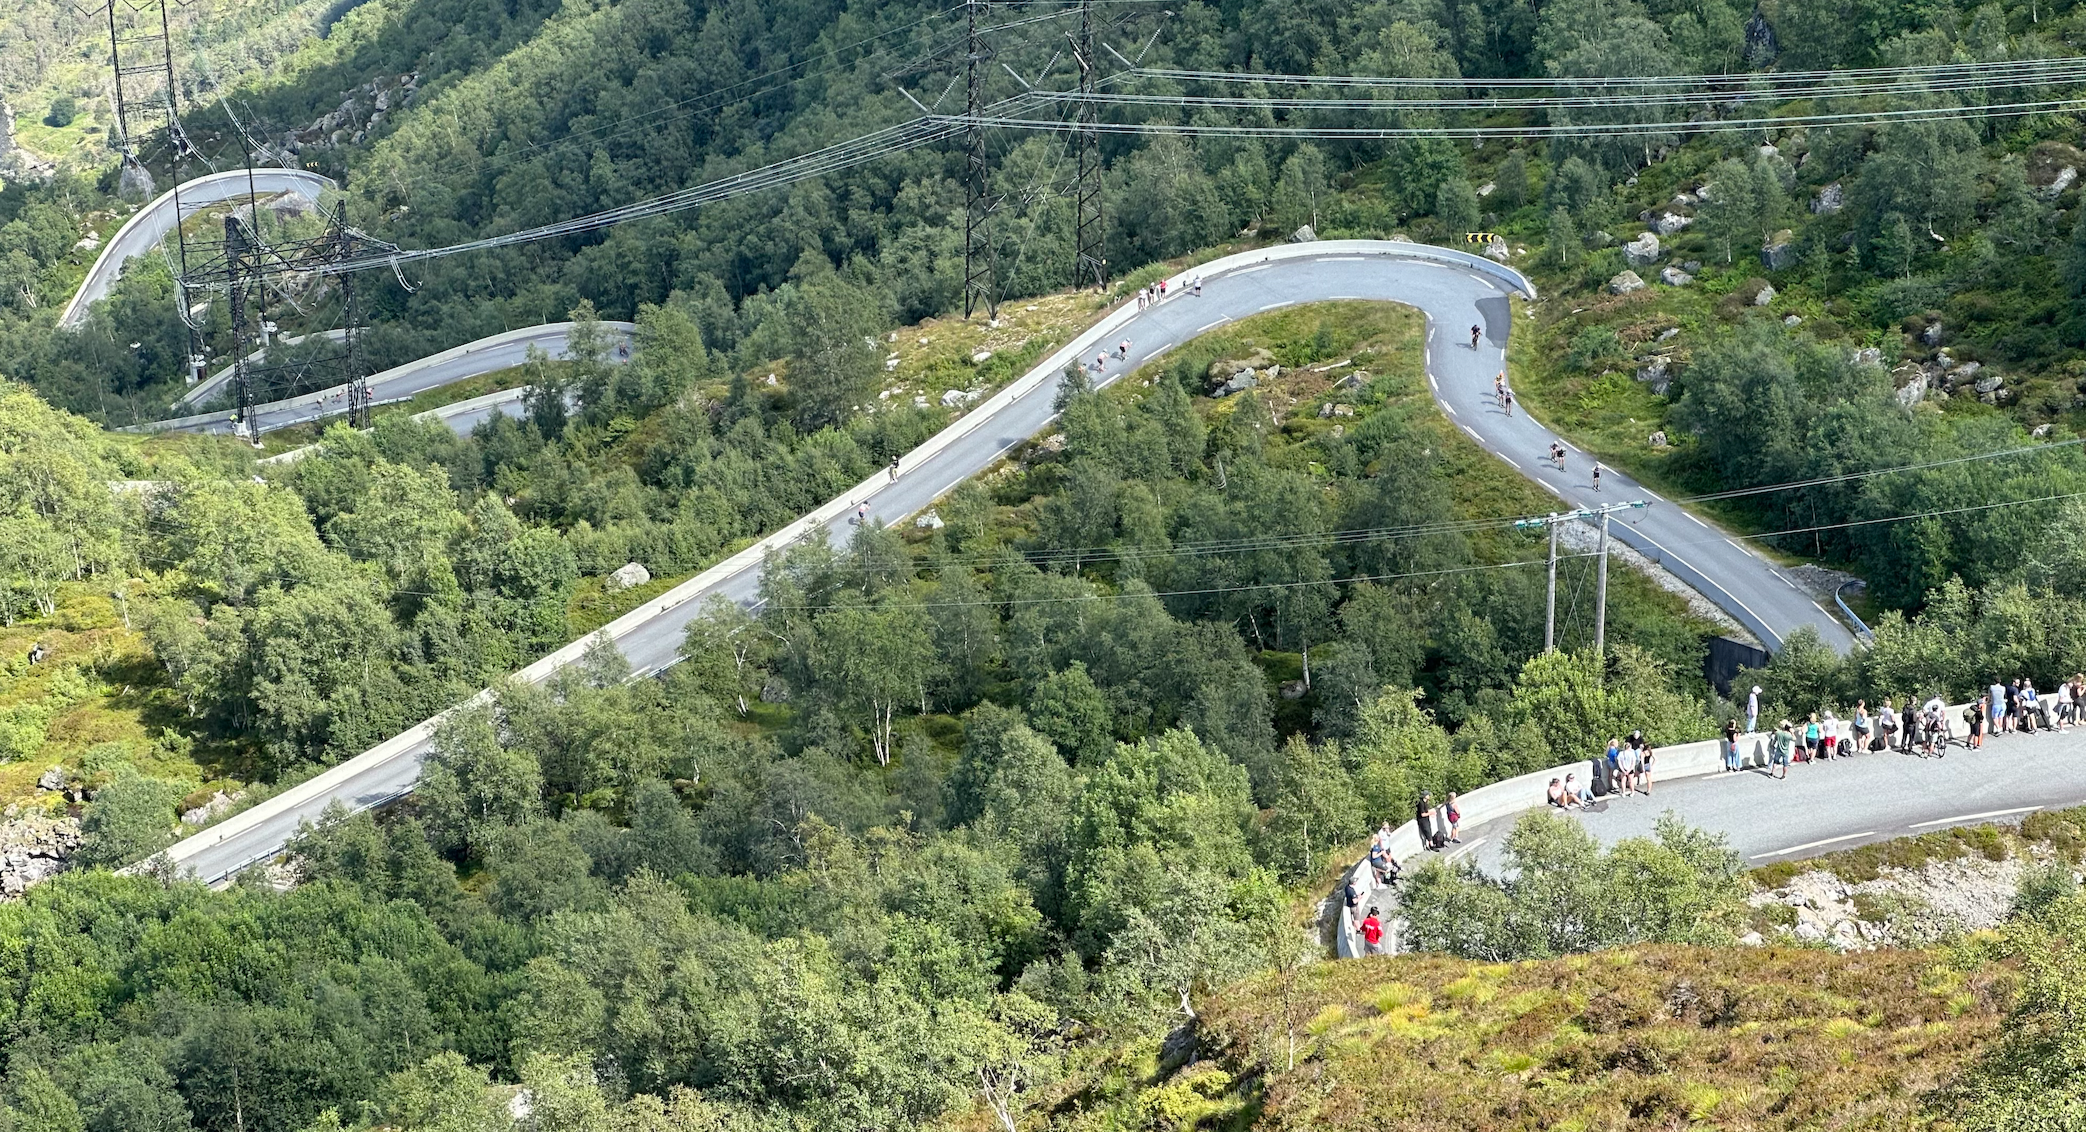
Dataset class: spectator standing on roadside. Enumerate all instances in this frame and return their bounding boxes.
[1722,718,1742,772]
[1821,709,1841,758]
[1747,686,1761,733]
[1604,737,1621,792]
[1362,907,1386,954]
[1615,741,1639,795]
[1416,792,1436,848]
[1640,739,1655,794]
[1968,696,1986,749]
[1444,793,1463,843]
[1991,679,2008,735]
[1904,704,1925,755]
[2005,679,2021,734]
[1878,699,1899,750]
[1770,721,1794,779]
[1804,713,1822,761]
[1852,701,1871,753]
[2057,680,2073,731]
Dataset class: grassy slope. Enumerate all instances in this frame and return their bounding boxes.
[1035,945,2002,1132]
[1,0,343,170]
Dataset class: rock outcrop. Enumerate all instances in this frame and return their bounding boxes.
[1623,231,1661,267]
[0,811,80,898]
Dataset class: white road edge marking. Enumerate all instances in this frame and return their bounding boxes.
[1778,574,1801,590]
[1195,318,1229,333]
[1443,403,1459,416]
[1630,524,1783,652]
[1909,806,2042,828]
[1750,831,1877,859]
[1501,455,1521,470]
[1260,301,1294,311]
[1688,513,1709,528]
[1726,537,1755,557]
[1142,344,1172,363]
[1460,424,1482,442]
[1443,836,1488,863]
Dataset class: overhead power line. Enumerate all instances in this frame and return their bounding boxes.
[1138,56,2086,89]
[961,95,2086,139]
[1074,67,2086,111]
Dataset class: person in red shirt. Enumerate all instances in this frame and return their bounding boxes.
[1361,908,1386,955]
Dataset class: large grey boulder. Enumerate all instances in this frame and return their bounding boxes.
[1289,224,1318,243]
[1623,231,1661,266]
[1761,229,1798,271]
[1653,212,1693,235]
[1896,372,1929,408]
[1608,270,1647,294]
[1636,356,1672,395]
[608,561,651,591]
[1811,183,1844,215]
[2039,166,2077,200]
[1659,266,1694,286]
[1753,283,1777,306]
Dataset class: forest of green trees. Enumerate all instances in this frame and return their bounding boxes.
[7,0,2086,1124]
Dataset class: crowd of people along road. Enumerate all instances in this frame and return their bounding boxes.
[1546,729,1659,809]
[1347,676,2086,954]
[1734,675,2086,780]
[1346,792,1465,955]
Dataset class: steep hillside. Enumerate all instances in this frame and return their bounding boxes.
[0,0,345,170]
[1035,945,2007,1132]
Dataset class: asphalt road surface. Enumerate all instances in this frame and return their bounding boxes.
[1454,724,2086,870]
[61,169,334,329]
[172,330,348,411]
[141,322,634,437]
[162,242,1854,883]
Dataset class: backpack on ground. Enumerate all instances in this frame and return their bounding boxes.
[1868,736,1885,752]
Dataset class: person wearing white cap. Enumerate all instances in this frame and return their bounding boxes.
[1746,686,1761,733]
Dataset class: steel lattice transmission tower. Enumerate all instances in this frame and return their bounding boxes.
[97,0,195,165]
[962,0,999,321]
[189,171,392,441]
[1071,0,1106,291]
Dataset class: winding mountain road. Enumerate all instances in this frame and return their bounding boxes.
[134,321,635,437]
[60,169,334,330]
[155,239,1855,884]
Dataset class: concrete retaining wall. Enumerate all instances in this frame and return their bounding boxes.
[1335,703,1976,957]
